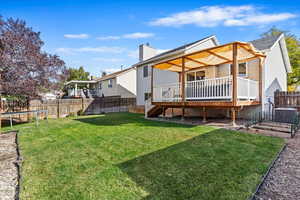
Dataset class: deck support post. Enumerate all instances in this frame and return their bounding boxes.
[258,58,263,103]
[231,107,237,127]
[163,107,166,117]
[151,65,154,103]
[202,107,207,123]
[181,107,185,121]
[181,57,186,121]
[232,43,238,107]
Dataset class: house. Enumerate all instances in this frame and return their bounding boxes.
[133,35,219,107]
[65,67,136,98]
[134,33,291,125]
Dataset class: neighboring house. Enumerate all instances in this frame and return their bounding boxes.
[135,33,291,124]
[65,67,136,98]
[95,67,136,98]
[133,35,219,106]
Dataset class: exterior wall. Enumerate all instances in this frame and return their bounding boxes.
[116,69,137,98]
[216,64,229,77]
[247,59,259,81]
[137,66,178,105]
[264,41,288,102]
[98,78,119,97]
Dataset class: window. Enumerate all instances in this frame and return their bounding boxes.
[187,72,195,81]
[186,70,205,81]
[144,93,151,101]
[230,62,247,77]
[108,79,113,88]
[195,71,205,80]
[143,66,148,77]
[99,83,102,89]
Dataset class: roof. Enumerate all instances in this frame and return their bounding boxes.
[135,35,219,66]
[154,42,265,72]
[250,33,292,73]
[96,66,135,81]
[249,34,282,51]
[65,80,97,85]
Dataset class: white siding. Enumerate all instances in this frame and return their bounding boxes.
[137,66,178,105]
[264,41,288,105]
[116,69,136,98]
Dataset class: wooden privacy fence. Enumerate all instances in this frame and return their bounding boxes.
[1,96,136,119]
[274,91,300,110]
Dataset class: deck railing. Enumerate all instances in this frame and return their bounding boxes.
[153,76,259,102]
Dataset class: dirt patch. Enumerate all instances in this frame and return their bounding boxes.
[0,131,20,200]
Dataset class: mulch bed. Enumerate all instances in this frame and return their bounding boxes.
[254,133,300,200]
[0,131,20,200]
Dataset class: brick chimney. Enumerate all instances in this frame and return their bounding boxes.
[139,43,156,62]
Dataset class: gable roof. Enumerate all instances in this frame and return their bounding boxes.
[96,66,135,82]
[250,33,292,73]
[134,35,219,66]
[249,34,282,51]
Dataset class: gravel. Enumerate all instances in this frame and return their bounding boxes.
[0,131,19,200]
[254,133,300,200]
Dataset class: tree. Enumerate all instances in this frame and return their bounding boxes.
[67,66,90,81]
[0,16,68,97]
[101,71,107,77]
[261,27,300,90]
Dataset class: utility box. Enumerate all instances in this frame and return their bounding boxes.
[274,108,298,124]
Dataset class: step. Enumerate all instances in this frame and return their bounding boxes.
[252,124,291,133]
[259,122,291,129]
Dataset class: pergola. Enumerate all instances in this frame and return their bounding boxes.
[150,42,266,124]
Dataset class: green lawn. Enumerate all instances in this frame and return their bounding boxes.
[4,113,284,200]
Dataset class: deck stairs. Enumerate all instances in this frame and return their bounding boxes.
[251,121,291,133]
[147,105,164,117]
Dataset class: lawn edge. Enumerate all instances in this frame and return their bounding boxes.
[247,143,287,200]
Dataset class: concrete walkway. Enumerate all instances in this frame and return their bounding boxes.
[0,131,19,200]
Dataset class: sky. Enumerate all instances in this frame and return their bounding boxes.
[1,0,300,76]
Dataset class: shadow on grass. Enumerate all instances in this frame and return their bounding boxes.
[117,129,275,200]
[74,113,196,128]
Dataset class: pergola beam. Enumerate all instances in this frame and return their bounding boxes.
[185,57,208,66]
[207,50,231,62]
[166,61,192,69]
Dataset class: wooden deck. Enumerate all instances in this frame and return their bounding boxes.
[152,100,261,108]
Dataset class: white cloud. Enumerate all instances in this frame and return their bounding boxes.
[96,36,121,40]
[93,57,124,62]
[96,32,155,40]
[123,32,155,39]
[55,46,125,55]
[149,5,297,27]
[64,34,89,39]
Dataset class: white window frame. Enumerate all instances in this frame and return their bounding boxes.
[108,79,113,88]
[185,69,206,82]
[143,65,149,78]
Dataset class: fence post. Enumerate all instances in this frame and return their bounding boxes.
[57,99,60,118]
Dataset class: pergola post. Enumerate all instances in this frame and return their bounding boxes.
[181,57,186,120]
[232,43,238,106]
[258,58,263,103]
[232,43,238,126]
